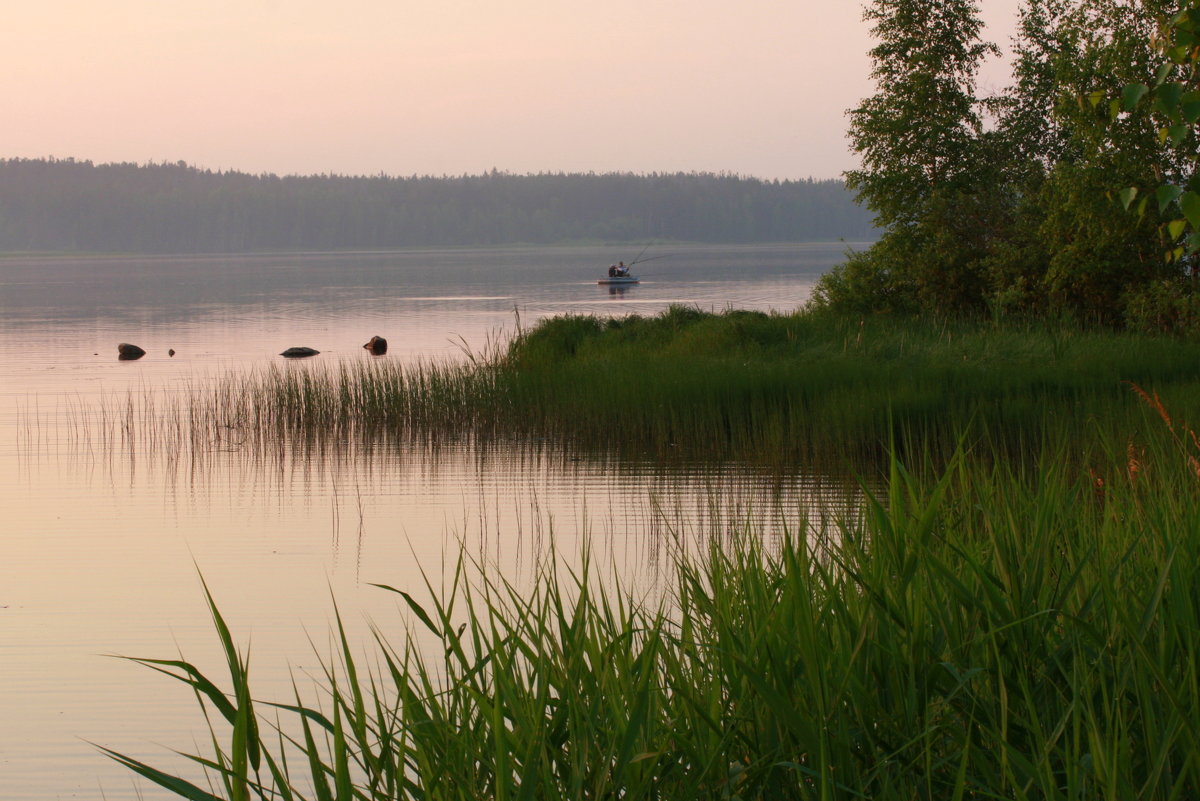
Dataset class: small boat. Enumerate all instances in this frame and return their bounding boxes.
[598,274,640,285]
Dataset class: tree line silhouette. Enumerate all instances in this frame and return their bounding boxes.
[0,158,874,253]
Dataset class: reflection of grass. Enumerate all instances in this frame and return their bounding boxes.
[105,426,1200,799]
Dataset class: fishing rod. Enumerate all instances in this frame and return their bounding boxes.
[629,254,671,267]
[629,243,652,266]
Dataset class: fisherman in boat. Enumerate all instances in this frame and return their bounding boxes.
[608,264,617,277]
[617,261,628,276]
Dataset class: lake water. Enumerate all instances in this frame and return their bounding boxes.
[0,243,861,799]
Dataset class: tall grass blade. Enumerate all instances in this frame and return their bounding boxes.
[94,746,225,801]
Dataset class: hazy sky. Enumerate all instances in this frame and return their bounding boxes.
[4,0,1024,180]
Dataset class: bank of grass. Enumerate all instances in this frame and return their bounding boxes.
[178,306,1200,468]
[101,308,1200,798]
[107,420,1200,799]
[492,306,1200,462]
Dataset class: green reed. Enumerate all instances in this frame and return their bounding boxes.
[105,411,1200,800]
[92,307,1200,471]
[489,306,1200,463]
[86,308,1200,797]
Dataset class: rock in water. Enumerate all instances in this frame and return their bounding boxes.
[363,335,388,355]
[168,348,175,357]
[117,343,146,360]
[280,346,320,358]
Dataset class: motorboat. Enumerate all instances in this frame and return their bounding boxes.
[599,248,667,285]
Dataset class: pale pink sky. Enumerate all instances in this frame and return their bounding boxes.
[3,0,1024,180]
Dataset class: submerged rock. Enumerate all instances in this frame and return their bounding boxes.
[280,346,320,358]
[363,335,388,355]
[117,343,146,360]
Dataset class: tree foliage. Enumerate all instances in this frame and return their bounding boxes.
[1119,3,1200,257]
[818,0,1200,333]
[846,0,998,227]
[827,0,1001,313]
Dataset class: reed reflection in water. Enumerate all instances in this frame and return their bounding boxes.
[9,383,864,796]
[59,376,867,589]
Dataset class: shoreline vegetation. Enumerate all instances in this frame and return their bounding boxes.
[92,0,1200,793]
[126,305,1200,468]
[106,306,1200,798]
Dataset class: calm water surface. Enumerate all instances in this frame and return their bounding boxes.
[0,243,860,799]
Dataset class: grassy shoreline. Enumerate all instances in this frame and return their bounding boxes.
[496,306,1200,459]
[104,308,1200,798]
[159,306,1200,469]
[111,428,1200,799]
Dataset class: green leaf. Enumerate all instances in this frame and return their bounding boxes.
[95,746,225,801]
[1156,83,1185,119]
[1181,91,1200,123]
[332,705,352,801]
[1138,550,1175,639]
[1119,187,1139,210]
[1188,231,1200,252]
[1088,89,1106,108]
[372,583,442,637]
[1158,185,1184,213]
[1122,83,1149,111]
[1182,191,1200,229]
[1169,124,1190,144]
[113,656,236,722]
[1168,218,1188,241]
[1156,62,1175,87]
[300,710,334,801]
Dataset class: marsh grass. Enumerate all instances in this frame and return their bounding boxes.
[105,415,1200,800]
[74,308,1200,478]
[64,357,500,475]
[84,309,1200,798]
[490,307,1200,464]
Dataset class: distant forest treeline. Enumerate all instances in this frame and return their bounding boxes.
[0,158,874,253]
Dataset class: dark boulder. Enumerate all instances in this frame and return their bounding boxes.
[363,335,388,355]
[280,346,320,358]
[117,343,146,360]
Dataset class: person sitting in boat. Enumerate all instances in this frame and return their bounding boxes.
[616,261,628,276]
[608,264,617,277]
